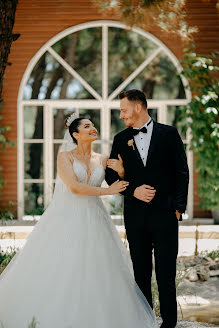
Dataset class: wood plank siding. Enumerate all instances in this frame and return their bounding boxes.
[1,0,219,218]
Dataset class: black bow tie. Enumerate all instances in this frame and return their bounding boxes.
[132,126,147,136]
[132,119,152,136]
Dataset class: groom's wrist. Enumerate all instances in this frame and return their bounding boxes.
[120,183,136,198]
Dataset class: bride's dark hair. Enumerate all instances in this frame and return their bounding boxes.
[65,117,86,144]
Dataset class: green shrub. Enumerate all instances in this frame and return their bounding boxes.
[0,201,16,222]
[180,46,219,210]
[200,247,219,260]
[0,246,18,274]
[0,103,15,197]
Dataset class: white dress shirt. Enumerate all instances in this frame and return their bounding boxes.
[133,117,153,166]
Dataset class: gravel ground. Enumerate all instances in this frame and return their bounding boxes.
[156,317,219,327]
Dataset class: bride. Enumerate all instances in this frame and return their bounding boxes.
[0,113,158,328]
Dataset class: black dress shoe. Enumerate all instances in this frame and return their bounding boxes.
[160,323,176,328]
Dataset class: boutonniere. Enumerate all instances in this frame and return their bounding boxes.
[128,139,135,150]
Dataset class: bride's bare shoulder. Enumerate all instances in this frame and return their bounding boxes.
[57,151,72,164]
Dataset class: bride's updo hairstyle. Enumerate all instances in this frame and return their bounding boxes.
[65,117,86,144]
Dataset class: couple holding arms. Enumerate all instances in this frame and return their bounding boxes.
[0,89,189,328]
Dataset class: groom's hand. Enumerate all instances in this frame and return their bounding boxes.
[133,185,156,203]
[175,210,181,220]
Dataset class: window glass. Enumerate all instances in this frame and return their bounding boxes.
[52,28,102,95]
[24,183,44,215]
[108,27,158,95]
[53,108,77,139]
[24,52,95,100]
[167,105,186,140]
[54,143,62,179]
[92,143,101,154]
[110,109,126,139]
[148,108,157,122]
[24,143,43,179]
[24,106,43,139]
[123,51,186,100]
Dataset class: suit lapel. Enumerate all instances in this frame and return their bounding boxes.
[146,121,161,165]
[125,128,145,169]
[127,128,144,168]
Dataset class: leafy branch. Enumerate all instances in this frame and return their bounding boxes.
[180,45,219,209]
[92,0,199,40]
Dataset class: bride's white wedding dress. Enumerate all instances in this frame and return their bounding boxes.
[0,155,158,328]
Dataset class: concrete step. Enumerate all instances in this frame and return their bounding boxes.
[0,221,219,257]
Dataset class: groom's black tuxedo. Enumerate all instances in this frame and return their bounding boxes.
[105,121,189,327]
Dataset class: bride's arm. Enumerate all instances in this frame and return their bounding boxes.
[57,152,128,196]
[106,155,125,179]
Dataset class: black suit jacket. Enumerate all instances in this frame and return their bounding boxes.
[105,121,189,223]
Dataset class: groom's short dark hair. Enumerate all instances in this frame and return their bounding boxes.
[118,89,147,109]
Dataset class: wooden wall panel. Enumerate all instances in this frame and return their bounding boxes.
[1,0,218,218]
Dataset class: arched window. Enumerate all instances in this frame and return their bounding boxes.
[18,20,192,220]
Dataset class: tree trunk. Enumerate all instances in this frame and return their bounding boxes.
[27,35,78,210]
[53,34,78,165]
[54,34,78,140]
[0,0,19,103]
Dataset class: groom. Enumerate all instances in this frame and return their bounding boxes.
[105,89,189,328]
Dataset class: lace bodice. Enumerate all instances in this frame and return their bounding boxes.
[72,158,105,187]
[54,153,106,198]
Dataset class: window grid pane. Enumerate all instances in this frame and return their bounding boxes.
[21,23,189,220]
[24,106,43,139]
[24,183,44,215]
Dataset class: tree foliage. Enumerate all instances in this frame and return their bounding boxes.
[93,0,219,211]
[93,0,199,40]
[180,46,219,209]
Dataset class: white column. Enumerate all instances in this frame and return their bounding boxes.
[187,127,194,220]
[101,25,110,155]
[17,102,24,221]
[101,105,110,155]
[44,104,53,208]
[157,104,166,123]
[102,25,108,101]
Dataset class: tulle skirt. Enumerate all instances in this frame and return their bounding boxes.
[0,190,158,328]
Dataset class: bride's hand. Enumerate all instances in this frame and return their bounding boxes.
[107,155,124,177]
[108,180,129,195]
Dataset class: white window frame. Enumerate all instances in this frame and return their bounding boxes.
[17,20,193,221]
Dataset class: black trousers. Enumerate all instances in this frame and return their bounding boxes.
[125,206,179,327]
